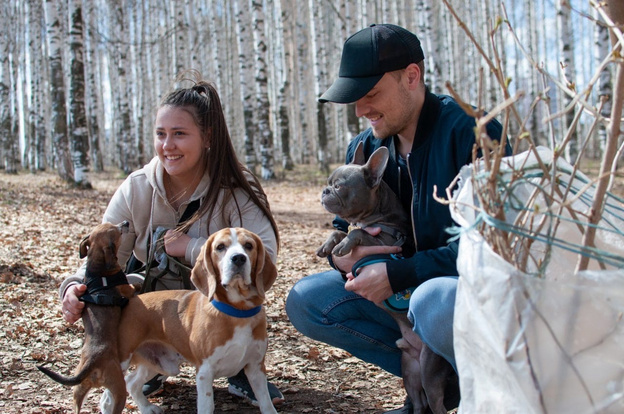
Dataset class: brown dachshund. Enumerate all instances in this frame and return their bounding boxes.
[38,221,135,414]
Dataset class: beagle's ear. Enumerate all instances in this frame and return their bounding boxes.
[79,234,90,259]
[252,234,277,298]
[191,238,218,300]
[259,251,277,297]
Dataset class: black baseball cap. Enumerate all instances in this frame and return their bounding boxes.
[319,24,425,104]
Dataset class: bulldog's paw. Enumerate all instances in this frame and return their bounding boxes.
[316,230,347,257]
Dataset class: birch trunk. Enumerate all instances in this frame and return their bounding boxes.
[273,0,294,170]
[233,0,257,172]
[526,0,541,146]
[109,0,134,173]
[250,0,275,179]
[594,7,612,156]
[83,0,102,172]
[43,0,72,181]
[308,0,329,173]
[27,0,47,172]
[557,0,578,163]
[0,31,14,173]
[418,0,440,93]
[68,0,91,187]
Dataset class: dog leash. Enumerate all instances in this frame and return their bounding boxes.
[351,254,415,313]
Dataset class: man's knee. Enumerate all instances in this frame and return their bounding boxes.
[408,277,458,366]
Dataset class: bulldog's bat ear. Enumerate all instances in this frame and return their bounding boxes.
[352,141,366,165]
[365,146,389,188]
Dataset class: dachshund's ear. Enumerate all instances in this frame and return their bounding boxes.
[191,237,218,300]
[79,234,90,259]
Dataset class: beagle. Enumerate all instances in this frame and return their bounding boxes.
[38,221,135,414]
[100,227,278,414]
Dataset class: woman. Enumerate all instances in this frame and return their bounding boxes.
[59,70,283,406]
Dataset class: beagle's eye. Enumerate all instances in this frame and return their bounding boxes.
[216,243,226,251]
[244,242,253,251]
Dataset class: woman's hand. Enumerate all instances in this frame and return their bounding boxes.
[163,230,191,258]
[61,284,87,324]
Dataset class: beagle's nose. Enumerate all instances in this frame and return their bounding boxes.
[231,254,247,267]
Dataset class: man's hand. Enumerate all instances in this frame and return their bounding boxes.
[330,227,400,304]
[163,230,191,258]
[330,227,401,274]
[344,262,393,304]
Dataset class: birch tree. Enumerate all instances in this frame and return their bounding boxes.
[308,0,330,173]
[68,0,91,187]
[234,0,257,172]
[272,0,294,170]
[108,0,135,173]
[557,0,578,162]
[0,1,13,173]
[594,7,612,155]
[83,0,102,172]
[43,0,72,181]
[250,0,275,179]
[27,0,47,172]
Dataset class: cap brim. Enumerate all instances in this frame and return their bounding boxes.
[318,74,383,104]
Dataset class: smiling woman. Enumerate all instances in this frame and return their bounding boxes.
[56,69,284,408]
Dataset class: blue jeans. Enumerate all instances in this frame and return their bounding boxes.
[286,270,458,376]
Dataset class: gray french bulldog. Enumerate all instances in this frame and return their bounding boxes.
[317,141,458,414]
[316,143,414,258]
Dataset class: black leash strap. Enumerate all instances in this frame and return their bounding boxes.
[138,199,201,293]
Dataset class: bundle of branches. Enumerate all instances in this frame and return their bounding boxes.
[440,0,624,276]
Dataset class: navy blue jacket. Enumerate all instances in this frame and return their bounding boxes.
[334,89,506,293]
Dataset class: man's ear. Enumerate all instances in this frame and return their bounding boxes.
[405,63,421,89]
[364,146,389,188]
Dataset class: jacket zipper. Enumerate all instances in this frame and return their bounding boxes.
[404,154,418,252]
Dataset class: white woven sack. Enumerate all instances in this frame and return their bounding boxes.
[451,148,624,414]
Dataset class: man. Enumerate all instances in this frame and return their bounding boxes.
[286,24,505,413]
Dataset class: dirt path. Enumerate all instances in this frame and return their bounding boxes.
[0,168,407,413]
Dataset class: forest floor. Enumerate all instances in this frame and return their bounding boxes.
[1,161,621,413]
[0,166,413,414]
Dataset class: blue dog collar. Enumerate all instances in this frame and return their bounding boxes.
[210,299,262,318]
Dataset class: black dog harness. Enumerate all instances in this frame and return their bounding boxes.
[80,269,130,307]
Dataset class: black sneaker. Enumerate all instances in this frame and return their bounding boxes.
[227,370,284,407]
[142,374,167,397]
